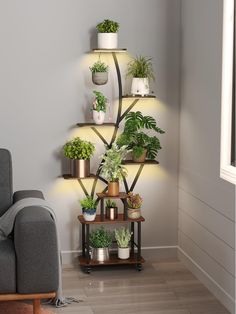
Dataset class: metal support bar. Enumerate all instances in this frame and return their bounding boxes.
[77,179,89,196]
[122,176,129,193]
[137,222,141,261]
[129,164,145,192]
[100,198,104,221]
[119,99,139,123]
[91,127,109,146]
[85,224,90,262]
[82,224,85,257]
[131,222,134,255]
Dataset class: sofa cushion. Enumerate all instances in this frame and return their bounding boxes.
[0,239,16,293]
[0,149,13,216]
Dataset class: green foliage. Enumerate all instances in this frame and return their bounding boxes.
[100,144,129,182]
[116,111,165,160]
[127,55,155,80]
[89,227,113,248]
[79,196,97,212]
[63,137,95,160]
[105,199,117,208]
[96,19,119,33]
[115,227,132,248]
[127,192,143,209]
[90,60,108,74]
[93,90,107,112]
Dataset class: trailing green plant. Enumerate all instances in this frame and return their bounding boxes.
[116,111,165,159]
[79,196,97,212]
[96,19,119,33]
[89,226,113,248]
[115,227,132,248]
[105,199,117,208]
[127,55,155,80]
[63,137,95,160]
[92,90,107,112]
[100,143,129,182]
[90,60,108,74]
[127,192,143,209]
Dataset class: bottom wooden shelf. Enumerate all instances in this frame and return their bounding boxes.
[79,253,145,267]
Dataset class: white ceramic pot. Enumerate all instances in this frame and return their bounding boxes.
[98,33,118,49]
[131,78,149,96]
[93,110,105,124]
[118,247,130,259]
[83,209,96,222]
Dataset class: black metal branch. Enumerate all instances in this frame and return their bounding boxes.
[77,179,89,197]
[129,164,145,192]
[91,127,109,146]
[119,99,139,123]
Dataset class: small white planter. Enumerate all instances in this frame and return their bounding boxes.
[93,110,105,124]
[83,210,96,222]
[118,247,130,259]
[131,78,149,96]
[98,33,118,49]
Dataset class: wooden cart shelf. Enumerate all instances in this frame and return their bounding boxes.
[78,214,145,224]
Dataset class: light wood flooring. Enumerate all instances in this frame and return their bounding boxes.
[44,256,230,314]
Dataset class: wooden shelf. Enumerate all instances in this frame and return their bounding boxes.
[63,174,96,180]
[78,214,145,224]
[97,192,128,199]
[123,160,159,165]
[79,253,145,266]
[122,95,156,99]
[76,122,116,127]
[92,48,127,53]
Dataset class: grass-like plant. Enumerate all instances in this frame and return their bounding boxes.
[89,227,113,248]
[79,196,97,212]
[96,19,119,33]
[116,111,165,160]
[115,227,132,248]
[90,60,108,74]
[127,55,155,80]
[105,199,117,208]
[127,192,143,209]
[63,137,95,160]
[92,90,107,112]
[100,143,129,182]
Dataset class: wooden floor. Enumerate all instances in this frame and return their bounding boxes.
[44,257,230,314]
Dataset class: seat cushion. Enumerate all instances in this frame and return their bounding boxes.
[0,149,13,216]
[0,239,16,293]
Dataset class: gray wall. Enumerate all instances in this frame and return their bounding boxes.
[0,0,181,263]
[179,0,235,312]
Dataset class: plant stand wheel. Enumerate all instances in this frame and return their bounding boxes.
[84,266,92,274]
[136,263,142,271]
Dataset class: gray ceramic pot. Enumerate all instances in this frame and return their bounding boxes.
[92,72,108,85]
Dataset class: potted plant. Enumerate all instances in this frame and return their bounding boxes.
[63,137,95,178]
[96,19,120,49]
[90,59,109,85]
[127,192,143,219]
[115,227,132,259]
[127,55,155,96]
[92,90,107,125]
[117,111,165,162]
[89,226,113,262]
[79,196,97,222]
[100,143,128,196]
[105,199,118,220]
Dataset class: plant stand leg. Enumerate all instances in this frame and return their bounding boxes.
[33,299,41,314]
[131,222,134,256]
[137,222,141,261]
[85,224,90,263]
[82,224,85,257]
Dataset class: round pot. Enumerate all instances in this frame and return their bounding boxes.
[128,208,141,219]
[91,247,109,262]
[93,110,105,124]
[105,207,118,220]
[98,33,118,49]
[108,181,119,196]
[71,159,90,178]
[83,208,96,222]
[118,247,130,259]
[131,78,150,96]
[92,72,108,85]
[133,149,147,163]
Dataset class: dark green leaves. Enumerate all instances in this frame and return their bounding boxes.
[96,19,120,33]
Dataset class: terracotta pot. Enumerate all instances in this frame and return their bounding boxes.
[128,208,141,219]
[71,159,90,178]
[108,181,119,196]
[92,72,108,85]
[133,149,147,163]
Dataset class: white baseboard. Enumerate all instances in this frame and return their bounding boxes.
[178,247,235,314]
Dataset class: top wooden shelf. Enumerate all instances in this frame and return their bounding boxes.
[97,192,128,199]
[92,48,127,53]
[122,95,156,99]
[77,122,116,127]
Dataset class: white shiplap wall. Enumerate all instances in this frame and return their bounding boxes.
[179,0,235,312]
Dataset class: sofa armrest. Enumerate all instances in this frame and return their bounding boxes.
[13,190,44,203]
[14,205,59,294]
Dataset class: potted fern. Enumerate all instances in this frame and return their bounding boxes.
[100,144,128,196]
[117,111,165,162]
[127,55,155,96]
[89,227,113,262]
[115,227,132,259]
[90,59,109,85]
[80,196,97,221]
[92,90,107,124]
[96,19,120,49]
[63,137,95,178]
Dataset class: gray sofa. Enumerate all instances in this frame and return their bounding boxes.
[0,148,58,305]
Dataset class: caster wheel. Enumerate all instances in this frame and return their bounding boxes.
[136,264,142,271]
[85,267,91,274]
